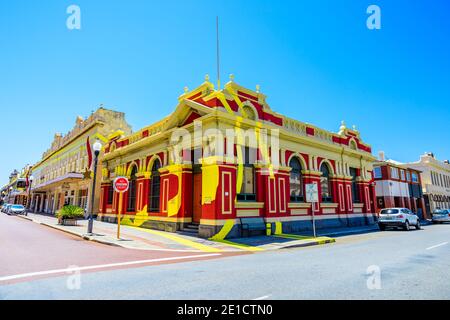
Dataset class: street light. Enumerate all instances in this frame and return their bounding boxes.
[27,175,34,215]
[87,139,102,235]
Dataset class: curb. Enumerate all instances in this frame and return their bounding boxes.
[16,215,33,222]
[319,228,380,238]
[38,222,121,248]
[281,238,336,249]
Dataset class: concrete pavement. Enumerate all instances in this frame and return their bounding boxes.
[0,213,240,285]
[18,212,336,252]
[1,214,449,299]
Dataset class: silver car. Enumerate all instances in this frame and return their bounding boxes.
[7,204,26,215]
[431,209,450,224]
[378,208,421,231]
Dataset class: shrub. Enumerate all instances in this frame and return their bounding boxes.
[57,205,85,219]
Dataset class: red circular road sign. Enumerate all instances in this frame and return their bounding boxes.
[113,177,129,193]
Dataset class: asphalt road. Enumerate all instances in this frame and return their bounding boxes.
[0,213,233,285]
[1,212,449,299]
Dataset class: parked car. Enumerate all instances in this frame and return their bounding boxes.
[378,208,421,231]
[7,204,26,215]
[2,204,12,214]
[431,209,450,224]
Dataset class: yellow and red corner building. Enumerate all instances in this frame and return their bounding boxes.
[98,76,378,239]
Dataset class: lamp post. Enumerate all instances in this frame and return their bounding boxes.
[9,187,13,204]
[27,175,34,215]
[87,139,102,235]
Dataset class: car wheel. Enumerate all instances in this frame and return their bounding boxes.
[404,220,410,231]
[416,220,421,230]
[378,224,385,231]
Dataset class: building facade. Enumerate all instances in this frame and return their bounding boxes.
[98,76,378,239]
[0,166,31,205]
[405,153,450,213]
[373,156,427,219]
[29,107,132,215]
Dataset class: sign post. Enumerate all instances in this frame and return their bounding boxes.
[113,176,129,240]
[305,183,319,238]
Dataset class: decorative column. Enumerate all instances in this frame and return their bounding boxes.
[157,163,193,232]
[198,157,237,239]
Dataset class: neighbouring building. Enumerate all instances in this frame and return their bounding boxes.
[405,153,450,214]
[98,76,378,239]
[0,166,31,205]
[29,107,132,215]
[373,152,427,219]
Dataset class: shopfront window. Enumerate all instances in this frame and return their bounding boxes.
[289,157,304,202]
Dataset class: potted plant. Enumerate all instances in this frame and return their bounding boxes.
[57,205,84,226]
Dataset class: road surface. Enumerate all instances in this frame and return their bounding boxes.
[1,213,449,299]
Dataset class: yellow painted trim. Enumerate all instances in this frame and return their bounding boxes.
[127,226,222,253]
[212,239,264,252]
[274,221,283,235]
[209,219,235,241]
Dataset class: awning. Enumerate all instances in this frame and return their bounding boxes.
[31,173,85,192]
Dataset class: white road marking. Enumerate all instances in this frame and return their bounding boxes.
[253,294,272,300]
[426,242,448,250]
[0,253,221,282]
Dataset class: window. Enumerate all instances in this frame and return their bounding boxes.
[107,183,114,205]
[390,167,399,179]
[406,171,411,181]
[320,163,333,203]
[127,166,138,212]
[400,170,405,181]
[373,167,382,179]
[350,167,360,203]
[289,157,304,202]
[411,172,419,183]
[242,105,256,120]
[148,160,162,213]
[237,146,256,201]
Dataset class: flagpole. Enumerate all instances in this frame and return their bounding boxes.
[216,16,220,90]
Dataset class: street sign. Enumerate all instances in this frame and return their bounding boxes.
[305,183,319,203]
[305,183,319,238]
[113,176,129,240]
[113,177,129,193]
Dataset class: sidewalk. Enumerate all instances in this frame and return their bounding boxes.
[18,213,336,252]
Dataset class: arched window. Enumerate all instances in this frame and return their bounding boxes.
[320,163,333,203]
[127,166,138,212]
[242,105,256,121]
[289,157,304,202]
[237,146,256,201]
[350,167,360,203]
[148,159,162,213]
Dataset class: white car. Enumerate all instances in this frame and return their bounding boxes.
[378,208,421,231]
[431,209,450,224]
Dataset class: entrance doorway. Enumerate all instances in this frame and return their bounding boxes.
[192,171,202,224]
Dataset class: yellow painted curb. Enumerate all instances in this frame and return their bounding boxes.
[274,233,336,243]
[211,239,264,252]
[127,226,222,253]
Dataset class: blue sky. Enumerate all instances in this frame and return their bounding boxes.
[1,0,449,185]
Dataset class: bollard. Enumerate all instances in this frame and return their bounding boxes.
[266,223,272,236]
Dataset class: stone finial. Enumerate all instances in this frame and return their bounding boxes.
[184,86,189,93]
[339,121,346,132]
[352,125,358,132]
[256,85,260,93]
[229,74,235,82]
[205,74,210,82]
